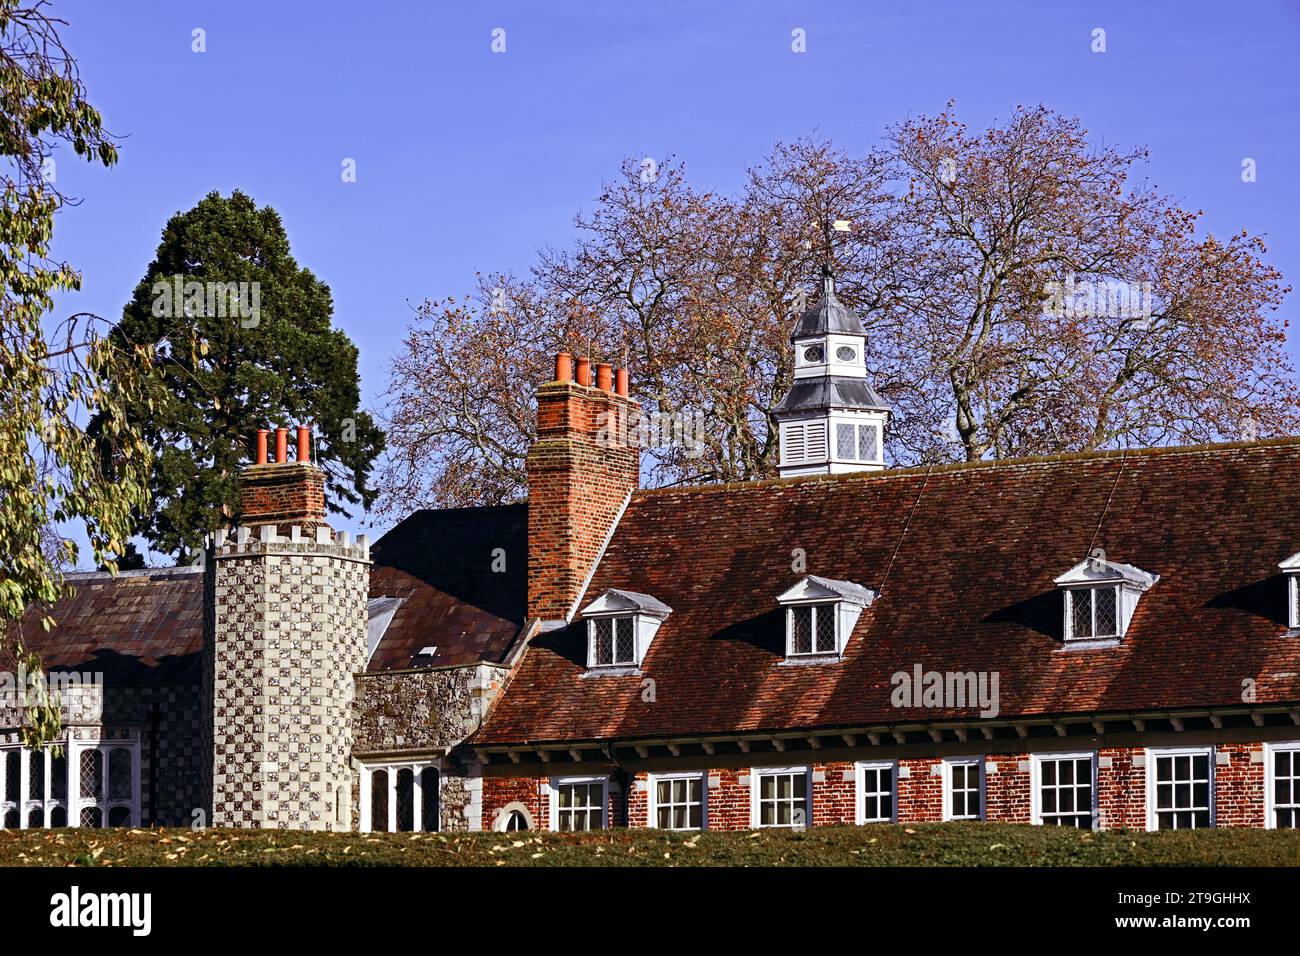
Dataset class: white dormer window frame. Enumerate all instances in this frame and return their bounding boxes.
[776,575,878,662]
[1277,553,1300,629]
[580,589,672,671]
[1053,558,1158,644]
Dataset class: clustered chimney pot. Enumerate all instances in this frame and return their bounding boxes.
[296,426,310,463]
[596,362,613,392]
[555,352,573,383]
[256,429,269,465]
[275,427,288,464]
[575,356,591,387]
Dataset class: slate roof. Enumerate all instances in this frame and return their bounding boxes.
[8,503,529,683]
[770,376,890,414]
[790,270,866,339]
[5,567,206,686]
[365,503,528,670]
[474,439,1300,745]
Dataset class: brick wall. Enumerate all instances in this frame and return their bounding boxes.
[526,380,639,621]
[239,461,326,529]
[482,740,1286,832]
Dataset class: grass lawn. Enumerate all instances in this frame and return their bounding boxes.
[1,822,1298,866]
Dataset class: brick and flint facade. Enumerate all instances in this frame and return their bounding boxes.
[6,350,1300,834]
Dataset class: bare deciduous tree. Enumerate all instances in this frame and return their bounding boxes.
[376,105,1294,514]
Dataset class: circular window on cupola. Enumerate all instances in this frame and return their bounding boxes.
[802,345,824,363]
[835,345,856,362]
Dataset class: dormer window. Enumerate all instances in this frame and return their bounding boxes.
[580,589,672,671]
[1276,553,1300,628]
[1053,558,1158,643]
[591,616,635,666]
[776,575,878,662]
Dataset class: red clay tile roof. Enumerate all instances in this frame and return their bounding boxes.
[474,439,1300,745]
[8,503,529,683]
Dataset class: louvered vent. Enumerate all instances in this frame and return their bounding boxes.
[783,422,827,465]
[805,422,827,460]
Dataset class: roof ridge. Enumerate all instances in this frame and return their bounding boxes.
[61,566,203,581]
[633,435,1300,498]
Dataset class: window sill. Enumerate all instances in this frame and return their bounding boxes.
[582,665,642,678]
[780,654,843,666]
[1057,637,1122,652]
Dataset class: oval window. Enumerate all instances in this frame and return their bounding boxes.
[836,345,856,362]
[802,345,824,363]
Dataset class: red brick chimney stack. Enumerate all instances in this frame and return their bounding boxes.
[526,354,639,622]
[239,423,327,529]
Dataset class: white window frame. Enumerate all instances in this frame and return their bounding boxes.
[70,738,141,829]
[1145,746,1215,832]
[942,757,985,821]
[750,765,812,829]
[1289,575,1300,629]
[1064,585,1121,641]
[855,760,897,824]
[648,771,707,831]
[1264,741,1300,829]
[0,743,71,829]
[1030,751,1098,828]
[785,602,838,657]
[586,614,638,669]
[548,775,609,832]
[2,737,141,830]
[358,758,442,833]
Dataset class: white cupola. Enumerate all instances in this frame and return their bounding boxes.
[772,267,891,477]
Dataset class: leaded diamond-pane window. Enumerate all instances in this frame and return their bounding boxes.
[791,606,813,654]
[80,749,102,799]
[1068,586,1121,639]
[108,748,132,801]
[858,423,879,462]
[80,806,102,828]
[788,604,837,656]
[28,750,44,800]
[837,423,856,459]
[590,616,636,667]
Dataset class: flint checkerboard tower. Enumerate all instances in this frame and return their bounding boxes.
[203,426,370,830]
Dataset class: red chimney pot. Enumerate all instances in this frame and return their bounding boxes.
[555,352,572,383]
[275,427,288,464]
[596,363,613,392]
[256,429,269,465]
[296,426,310,463]
[615,368,629,397]
[575,356,592,387]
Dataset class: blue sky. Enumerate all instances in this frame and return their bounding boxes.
[48,0,1300,561]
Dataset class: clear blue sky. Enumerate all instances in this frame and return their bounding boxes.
[48,0,1300,561]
